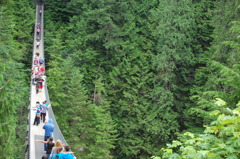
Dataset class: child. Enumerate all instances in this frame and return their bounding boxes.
[33,102,41,126]
[33,111,41,126]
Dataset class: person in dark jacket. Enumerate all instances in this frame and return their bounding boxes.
[36,137,55,158]
[43,118,54,151]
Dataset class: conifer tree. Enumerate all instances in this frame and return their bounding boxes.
[65,1,164,157]
[11,0,35,68]
[0,2,29,157]
[52,57,117,158]
[43,0,240,158]
[44,0,72,24]
[61,0,198,158]
[189,0,240,125]
[149,0,196,139]
[46,31,66,107]
[64,0,127,92]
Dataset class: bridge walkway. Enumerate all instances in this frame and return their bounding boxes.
[27,2,71,159]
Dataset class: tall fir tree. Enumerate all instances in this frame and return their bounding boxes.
[0,1,30,158]
[46,31,66,107]
[149,0,196,139]
[42,0,240,158]
[189,0,240,125]
[48,57,117,158]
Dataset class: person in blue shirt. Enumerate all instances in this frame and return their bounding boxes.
[44,100,49,106]
[39,57,44,65]
[33,110,41,126]
[43,118,54,151]
[58,145,74,159]
[33,101,41,126]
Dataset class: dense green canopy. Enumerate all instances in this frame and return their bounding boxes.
[1,0,240,158]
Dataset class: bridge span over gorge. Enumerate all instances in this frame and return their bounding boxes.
[26,1,75,158]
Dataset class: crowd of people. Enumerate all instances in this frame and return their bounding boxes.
[32,52,45,94]
[32,102,75,159]
[32,100,49,126]
[35,118,74,159]
[31,6,75,159]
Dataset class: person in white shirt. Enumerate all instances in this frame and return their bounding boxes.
[36,40,40,48]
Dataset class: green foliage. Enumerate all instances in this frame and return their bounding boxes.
[0,1,30,158]
[43,0,240,158]
[192,0,214,56]
[159,99,240,159]
[48,57,117,158]
[189,1,240,127]
[190,60,240,124]
[44,0,73,24]
[46,32,66,107]
[108,55,155,158]
[210,0,240,64]
[150,0,196,136]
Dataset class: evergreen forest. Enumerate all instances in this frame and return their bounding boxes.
[1,0,240,158]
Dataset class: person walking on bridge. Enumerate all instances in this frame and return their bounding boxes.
[43,118,54,152]
[40,101,49,123]
[36,40,40,48]
[39,57,44,66]
[39,10,42,16]
[32,101,41,126]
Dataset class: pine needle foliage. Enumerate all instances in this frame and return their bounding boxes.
[48,56,117,158]
[43,0,240,158]
[0,1,31,158]
[189,0,240,127]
